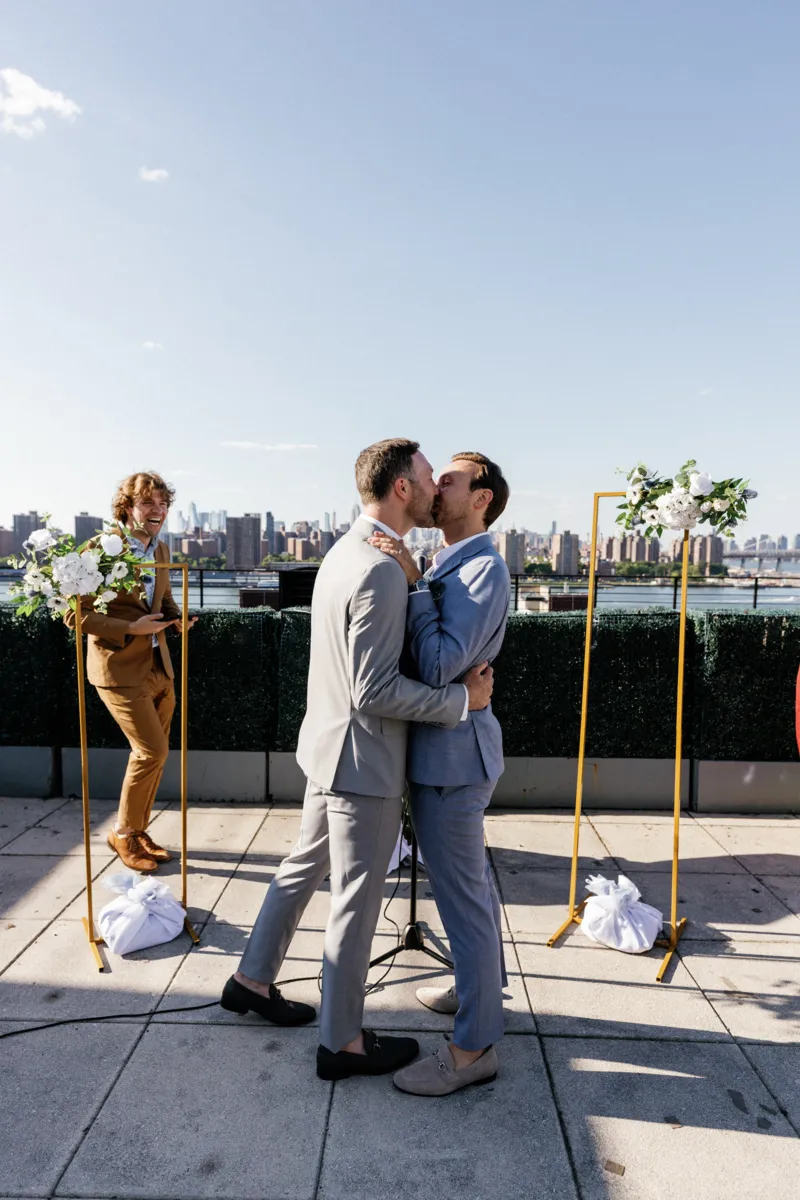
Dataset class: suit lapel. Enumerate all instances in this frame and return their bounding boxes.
[429,534,494,582]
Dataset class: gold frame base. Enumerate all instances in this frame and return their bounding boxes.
[546,899,588,947]
[655,916,688,982]
[184,916,201,945]
[81,917,105,971]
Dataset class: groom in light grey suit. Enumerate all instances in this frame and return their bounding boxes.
[221,438,495,1082]
[368,451,511,1096]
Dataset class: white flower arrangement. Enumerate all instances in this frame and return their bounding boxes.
[9,516,146,619]
[617,460,756,537]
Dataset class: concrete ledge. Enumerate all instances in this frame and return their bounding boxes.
[492,757,691,809]
[0,747,55,798]
[696,761,800,812]
[61,749,267,802]
[269,752,306,801]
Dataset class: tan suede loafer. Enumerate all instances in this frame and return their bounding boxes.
[393,1044,498,1096]
[106,831,158,873]
[139,831,173,862]
[416,985,459,1015]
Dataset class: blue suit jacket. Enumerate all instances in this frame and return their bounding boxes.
[406,533,510,786]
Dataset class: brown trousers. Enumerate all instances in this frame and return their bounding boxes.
[97,660,176,831]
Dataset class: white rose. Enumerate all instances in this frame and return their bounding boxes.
[713,498,731,512]
[656,492,674,509]
[26,528,57,552]
[689,472,713,497]
[40,581,54,596]
[99,590,117,604]
[100,533,124,557]
[701,501,713,513]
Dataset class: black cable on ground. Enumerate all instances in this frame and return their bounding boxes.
[0,849,407,1044]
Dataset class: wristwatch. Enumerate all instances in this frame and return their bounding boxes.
[408,578,429,594]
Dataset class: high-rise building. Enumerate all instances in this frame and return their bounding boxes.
[75,512,103,544]
[294,520,311,538]
[323,513,331,533]
[551,531,580,575]
[226,514,262,569]
[794,535,800,551]
[691,535,723,566]
[13,512,40,554]
[319,530,335,556]
[778,535,789,550]
[332,511,337,532]
[646,537,660,563]
[265,511,275,552]
[351,502,361,526]
[499,529,525,575]
[187,502,200,531]
[550,521,557,536]
[0,527,15,557]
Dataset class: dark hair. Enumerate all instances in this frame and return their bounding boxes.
[354,438,420,504]
[112,471,175,521]
[450,451,509,528]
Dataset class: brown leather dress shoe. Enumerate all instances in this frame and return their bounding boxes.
[138,831,173,862]
[106,830,158,872]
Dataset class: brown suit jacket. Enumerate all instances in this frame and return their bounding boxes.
[65,538,181,688]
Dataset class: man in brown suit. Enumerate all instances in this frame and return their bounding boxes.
[66,471,196,872]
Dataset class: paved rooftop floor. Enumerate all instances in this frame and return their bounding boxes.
[1,797,800,1199]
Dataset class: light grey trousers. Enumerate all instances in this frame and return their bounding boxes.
[239,779,402,1053]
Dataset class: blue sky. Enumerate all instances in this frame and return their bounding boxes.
[1,1,798,542]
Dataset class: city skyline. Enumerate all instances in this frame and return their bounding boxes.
[2,5,799,556]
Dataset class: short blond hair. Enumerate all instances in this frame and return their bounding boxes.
[111,471,176,522]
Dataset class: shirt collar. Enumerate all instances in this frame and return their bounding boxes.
[127,530,160,556]
[432,532,488,572]
[360,514,404,542]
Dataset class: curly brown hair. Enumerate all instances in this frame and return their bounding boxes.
[111,471,176,522]
[450,452,509,528]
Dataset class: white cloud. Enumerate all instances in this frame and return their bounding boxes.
[142,341,164,351]
[0,67,81,138]
[139,166,169,182]
[221,441,317,451]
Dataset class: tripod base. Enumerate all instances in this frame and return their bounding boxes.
[370,922,452,971]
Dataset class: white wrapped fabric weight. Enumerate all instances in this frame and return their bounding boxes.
[580,874,663,954]
[97,870,185,955]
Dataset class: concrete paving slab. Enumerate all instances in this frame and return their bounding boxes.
[680,941,800,1044]
[154,919,324,1025]
[317,1033,577,1200]
[493,866,580,934]
[696,823,800,875]
[742,1045,800,1130]
[488,818,616,876]
[593,820,747,874]
[0,799,169,856]
[515,936,730,1040]
[544,1037,800,1200]
[624,871,800,942]
[692,813,800,826]
[0,918,49,972]
[59,1024,330,1200]
[149,803,266,856]
[587,811,700,825]
[0,919,191,1021]
[486,808,586,823]
[757,875,800,917]
[362,933,534,1034]
[0,852,114,919]
[0,1019,143,1197]
[0,796,70,850]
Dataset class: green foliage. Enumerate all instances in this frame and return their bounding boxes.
[0,606,67,746]
[524,561,553,575]
[275,608,312,750]
[2,604,798,763]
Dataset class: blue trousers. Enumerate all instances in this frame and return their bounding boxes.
[409,781,507,1051]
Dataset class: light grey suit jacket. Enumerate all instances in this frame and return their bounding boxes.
[406,534,510,786]
[296,517,467,799]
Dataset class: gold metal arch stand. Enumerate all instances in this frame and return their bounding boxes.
[545,492,689,981]
[76,561,199,970]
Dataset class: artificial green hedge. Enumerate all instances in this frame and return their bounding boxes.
[1,605,798,761]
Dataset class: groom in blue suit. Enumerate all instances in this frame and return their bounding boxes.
[369,451,511,1096]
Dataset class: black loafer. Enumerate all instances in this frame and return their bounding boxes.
[220,975,316,1026]
[316,1030,419,1080]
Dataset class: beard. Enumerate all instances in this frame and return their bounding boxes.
[407,483,438,529]
[432,494,470,529]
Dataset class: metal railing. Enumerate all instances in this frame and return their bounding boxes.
[3,565,800,613]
